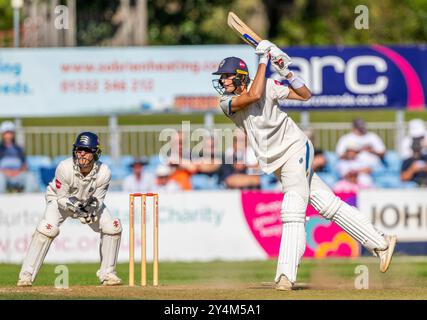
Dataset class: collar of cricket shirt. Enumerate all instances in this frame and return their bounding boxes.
[74,161,100,180]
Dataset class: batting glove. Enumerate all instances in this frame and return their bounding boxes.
[271,61,291,78]
[254,40,276,56]
[269,46,292,70]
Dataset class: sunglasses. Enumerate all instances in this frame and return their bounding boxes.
[76,147,94,153]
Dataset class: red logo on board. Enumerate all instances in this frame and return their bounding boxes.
[55,179,61,189]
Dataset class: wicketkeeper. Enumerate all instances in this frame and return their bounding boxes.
[212,41,397,290]
[17,132,122,286]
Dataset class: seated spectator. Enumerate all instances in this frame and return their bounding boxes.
[333,169,372,193]
[167,131,196,190]
[122,156,155,192]
[399,119,427,160]
[218,156,261,190]
[400,138,427,186]
[193,135,222,178]
[152,164,182,192]
[336,118,385,168]
[225,129,262,175]
[305,130,327,172]
[335,143,374,189]
[0,121,38,193]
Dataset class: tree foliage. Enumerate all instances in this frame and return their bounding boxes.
[0,0,13,30]
[0,0,426,46]
[272,0,427,46]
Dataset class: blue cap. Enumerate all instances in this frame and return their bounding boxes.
[212,57,249,75]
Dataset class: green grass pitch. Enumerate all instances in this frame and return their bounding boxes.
[1,257,427,299]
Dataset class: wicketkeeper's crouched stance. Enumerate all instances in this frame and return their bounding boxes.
[212,41,397,290]
[17,132,122,286]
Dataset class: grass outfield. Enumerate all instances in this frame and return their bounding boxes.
[0,110,426,127]
[1,257,427,299]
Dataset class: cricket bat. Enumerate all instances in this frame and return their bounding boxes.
[227,12,263,48]
[227,12,285,69]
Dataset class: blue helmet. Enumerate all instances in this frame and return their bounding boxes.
[212,57,250,94]
[72,132,102,162]
[212,56,249,75]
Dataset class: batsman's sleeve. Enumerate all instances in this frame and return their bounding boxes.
[268,78,290,101]
[55,162,73,211]
[92,165,112,207]
[219,95,235,117]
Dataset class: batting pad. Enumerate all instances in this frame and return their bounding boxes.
[19,229,58,282]
[98,233,121,277]
[310,173,387,253]
[275,222,306,283]
[275,191,307,283]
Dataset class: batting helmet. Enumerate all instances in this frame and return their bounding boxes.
[212,57,250,94]
[72,132,102,162]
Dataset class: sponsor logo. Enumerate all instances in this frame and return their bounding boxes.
[241,192,359,257]
[79,135,90,144]
[55,179,61,189]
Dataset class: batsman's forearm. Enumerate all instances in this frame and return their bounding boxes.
[248,63,267,99]
[293,85,312,100]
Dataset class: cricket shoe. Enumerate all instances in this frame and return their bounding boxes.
[17,272,32,287]
[375,235,397,273]
[98,271,123,286]
[275,274,294,291]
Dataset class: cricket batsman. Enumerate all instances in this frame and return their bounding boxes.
[212,41,397,290]
[17,132,122,286]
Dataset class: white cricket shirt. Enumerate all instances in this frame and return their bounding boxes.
[219,79,307,174]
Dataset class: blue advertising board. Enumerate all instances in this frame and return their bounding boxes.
[268,45,427,110]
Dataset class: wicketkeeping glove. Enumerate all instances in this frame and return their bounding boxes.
[67,196,99,224]
[77,196,99,224]
[67,196,84,214]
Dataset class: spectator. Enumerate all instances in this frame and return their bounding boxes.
[335,143,374,190]
[400,137,427,186]
[122,156,155,192]
[218,155,261,190]
[399,119,427,160]
[168,131,196,190]
[0,121,38,193]
[152,164,181,192]
[336,118,386,168]
[193,135,222,177]
[225,129,261,175]
[305,130,327,172]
